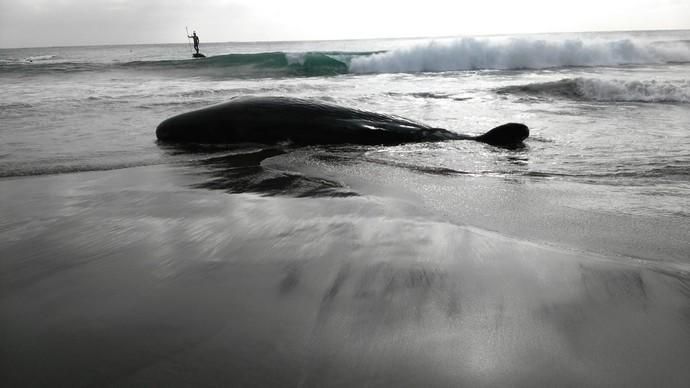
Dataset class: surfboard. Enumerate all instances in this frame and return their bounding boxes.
[193,53,206,58]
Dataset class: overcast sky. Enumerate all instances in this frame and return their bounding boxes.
[1,0,689,48]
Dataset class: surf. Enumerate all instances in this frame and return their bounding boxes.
[349,36,690,73]
[496,77,690,103]
[4,36,689,79]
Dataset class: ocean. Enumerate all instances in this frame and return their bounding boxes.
[1,31,689,386]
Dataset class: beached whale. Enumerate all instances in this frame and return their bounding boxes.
[156,97,528,147]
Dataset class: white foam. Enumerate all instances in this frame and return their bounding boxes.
[285,52,307,66]
[25,55,58,62]
[349,37,690,73]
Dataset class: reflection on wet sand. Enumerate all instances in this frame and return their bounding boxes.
[191,147,359,197]
[177,144,474,199]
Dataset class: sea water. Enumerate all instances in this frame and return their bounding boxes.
[1,31,689,255]
[1,31,690,386]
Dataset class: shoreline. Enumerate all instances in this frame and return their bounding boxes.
[2,161,688,268]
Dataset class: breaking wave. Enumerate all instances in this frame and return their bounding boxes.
[497,78,690,103]
[350,37,690,73]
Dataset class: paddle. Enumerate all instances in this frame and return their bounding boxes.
[185,26,194,55]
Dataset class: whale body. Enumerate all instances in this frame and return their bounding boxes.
[156,97,528,147]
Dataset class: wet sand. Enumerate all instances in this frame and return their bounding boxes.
[1,164,689,387]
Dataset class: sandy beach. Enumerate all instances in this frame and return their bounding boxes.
[1,162,688,387]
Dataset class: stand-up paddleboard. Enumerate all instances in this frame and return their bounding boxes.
[193,53,206,58]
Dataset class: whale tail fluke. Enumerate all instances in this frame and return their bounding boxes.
[474,123,529,147]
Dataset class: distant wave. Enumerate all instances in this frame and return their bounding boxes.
[122,51,359,76]
[1,51,370,77]
[25,54,58,62]
[349,37,690,73]
[0,54,60,64]
[497,78,690,103]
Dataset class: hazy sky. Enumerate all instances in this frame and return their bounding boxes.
[1,0,689,48]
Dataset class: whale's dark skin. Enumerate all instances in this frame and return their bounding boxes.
[156,97,529,147]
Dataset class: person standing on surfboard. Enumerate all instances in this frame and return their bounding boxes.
[187,31,200,54]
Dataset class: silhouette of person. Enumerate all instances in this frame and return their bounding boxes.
[188,31,200,54]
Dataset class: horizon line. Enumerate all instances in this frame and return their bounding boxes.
[1,28,689,50]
